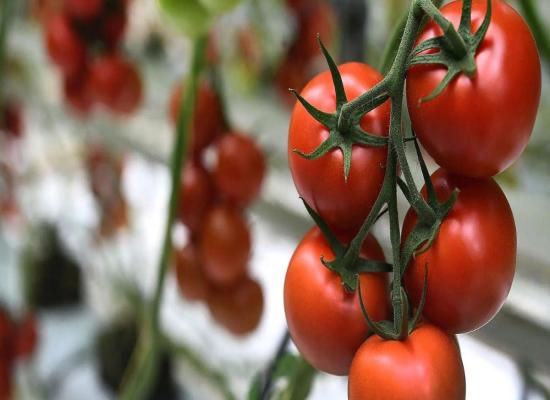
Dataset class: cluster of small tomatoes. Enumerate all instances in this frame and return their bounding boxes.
[42,0,142,116]
[85,143,129,238]
[284,1,540,398]
[275,0,336,106]
[169,78,267,336]
[0,307,38,399]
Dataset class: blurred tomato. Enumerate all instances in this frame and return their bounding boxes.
[174,243,210,302]
[45,14,86,76]
[0,100,24,139]
[15,313,38,361]
[179,161,215,233]
[63,71,94,115]
[65,0,103,21]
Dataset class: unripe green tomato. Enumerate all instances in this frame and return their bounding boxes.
[198,0,242,14]
[158,0,213,38]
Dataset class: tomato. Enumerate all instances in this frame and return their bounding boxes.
[284,227,389,375]
[174,243,210,302]
[403,168,516,334]
[212,132,265,207]
[288,62,390,237]
[63,71,94,116]
[199,205,251,287]
[168,80,224,156]
[406,0,541,177]
[198,0,242,14]
[0,307,13,362]
[292,1,336,61]
[100,7,127,48]
[15,313,38,361]
[89,55,142,114]
[207,277,263,335]
[0,361,12,400]
[158,0,213,39]
[348,324,465,400]
[179,161,215,233]
[65,0,103,21]
[0,100,24,139]
[45,14,86,76]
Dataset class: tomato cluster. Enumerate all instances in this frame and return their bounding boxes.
[0,306,39,399]
[170,79,266,336]
[275,0,337,106]
[285,0,540,398]
[85,143,129,237]
[42,0,142,116]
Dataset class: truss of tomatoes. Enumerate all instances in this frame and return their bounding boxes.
[284,1,540,398]
[0,306,39,399]
[169,78,267,336]
[43,0,142,116]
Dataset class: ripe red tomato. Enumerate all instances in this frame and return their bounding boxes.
[207,277,263,335]
[406,0,541,177]
[403,169,516,334]
[0,308,13,362]
[0,100,24,139]
[348,324,465,400]
[0,361,12,400]
[45,14,87,76]
[101,8,127,48]
[288,62,390,237]
[63,72,94,115]
[89,55,142,114]
[179,161,216,233]
[199,205,251,287]
[168,80,224,155]
[15,313,38,361]
[293,1,336,61]
[174,243,210,302]
[65,0,103,21]
[284,227,389,375]
[212,132,265,207]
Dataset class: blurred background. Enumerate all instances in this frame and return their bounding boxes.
[0,0,549,399]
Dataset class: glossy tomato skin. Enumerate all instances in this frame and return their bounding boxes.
[45,14,86,76]
[174,243,210,302]
[179,161,215,233]
[213,133,265,207]
[403,169,516,334]
[199,205,251,287]
[348,324,465,400]
[289,63,390,237]
[284,227,389,376]
[407,0,541,177]
[89,55,142,114]
[208,277,263,336]
[168,81,224,156]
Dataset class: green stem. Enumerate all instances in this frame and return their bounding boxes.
[517,0,550,74]
[118,35,207,400]
[0,0,15,103]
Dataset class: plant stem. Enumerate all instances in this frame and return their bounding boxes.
[517,0,550,74]
[118,35,207,400]
[0,0,15,102]
[260,331,291,400]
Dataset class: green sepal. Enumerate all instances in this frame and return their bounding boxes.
[408,263,429,334]
[289,89,334,127]
[358,279,401,340]
[301,199,344,258]
[318,36,347,108]
[411,136,437,205]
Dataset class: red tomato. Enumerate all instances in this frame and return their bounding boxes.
[45,14,87,76]
[293,1,336,61]
[0,100,24,139]
[174,243,210,302]
[100,7,127,48]
[15,313,38,361]
[168,80,224,155]
[0,308,13,362]
[0,361,12,400]
[212,132,265,207]
[89,55,142,114]
[207,277,263,335]
[179,161,216,233]
[403,169,516,334]
[348,324,465,400]
[288,62,390,237]
[63,71,94,116]
[407,0,540,177]
[284,227,389,375]
[199,205,250,287]
[65,0,103,21]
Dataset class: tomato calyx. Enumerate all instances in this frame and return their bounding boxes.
[409,0,492,101]
[290,38,389,181]
[302,199,392,292]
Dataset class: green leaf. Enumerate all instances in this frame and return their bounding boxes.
[157,0,213,38]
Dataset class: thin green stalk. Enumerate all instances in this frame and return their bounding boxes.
[118,35,207,400]
[517,0,550,74]
[0,0,15,102]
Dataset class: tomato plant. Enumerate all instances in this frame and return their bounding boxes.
[403,169,516,334]
[212,132,265,207]
[348,324,465,400]
[288,62,391,237]
[199,205,251,287]
[284,227,389,375]
[407,0,541,177]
